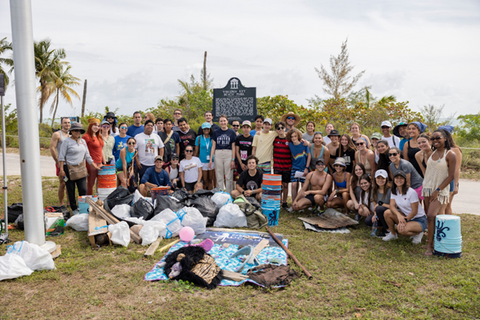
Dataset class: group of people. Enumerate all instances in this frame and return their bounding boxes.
[50,109,461,256]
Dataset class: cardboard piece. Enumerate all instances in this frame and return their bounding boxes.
[88,205,111,248]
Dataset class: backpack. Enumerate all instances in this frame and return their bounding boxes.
[234,195,268,229]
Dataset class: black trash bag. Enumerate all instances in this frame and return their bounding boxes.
[14,214,24,230]
[46,205,71,221]
[189,196,218,226]
[105,186,134,210]
[153,196,184,217]
[191,189,214,199]
[170,189,190,202]
[7,203,23,223]
[131,198,154,220]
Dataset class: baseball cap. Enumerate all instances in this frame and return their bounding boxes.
[201,122,212,129]
[371,132,382,140]
[381,121,392,128]
[101,119,110,125]
[242,120,251,127]
[154,156,164,162]
[316,158,325,165]
[171,153,179,159]
[393,170,407,179]
[264,118,273,125]
[375,169,388,178]
[328,129,340,137]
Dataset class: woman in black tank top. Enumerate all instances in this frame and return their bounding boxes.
[403,122,426,178]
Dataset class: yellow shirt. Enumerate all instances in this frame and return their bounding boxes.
[252,131,277,164]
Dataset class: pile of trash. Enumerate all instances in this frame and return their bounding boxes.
[65,186,268,248]
[0,241,55,281]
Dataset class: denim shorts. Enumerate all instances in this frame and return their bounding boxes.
[410,215,427,232]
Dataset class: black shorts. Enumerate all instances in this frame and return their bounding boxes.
[274,169,291,183]
[184,181,196,191]
[306,194,316,206]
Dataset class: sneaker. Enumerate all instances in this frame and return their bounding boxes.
[354,213,360,221]
[308,207,312,210]
[287,207,294,213]
[382,233,398,241]
[412,232,424,245]
[282,203,288,210]
[299,209,304,213]
[378,231,386,237]
[72,209,79,215]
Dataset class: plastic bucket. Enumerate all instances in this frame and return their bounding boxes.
[98,165,117,189]
[97,187,116,201]
[263,174,282,186]
[434,215,462,258]
[151,187,170,206]
[263,208,279,226]
[78,195,98,214]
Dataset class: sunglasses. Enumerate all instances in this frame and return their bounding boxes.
[316,162,325,166]
[107,117,114,120]
[232,125,239,127]
[174,112,182,115]
[185,150,193,153]
[389,153,398,157]
[276,127,284,130]
[430,136,442,141]
[128,142,136,145]
[356,143,365,146]
[102,124,110,128]
[287,116,295,120]
[120,126,127,129]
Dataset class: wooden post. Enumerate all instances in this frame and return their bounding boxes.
[265,227,312,279]
[81,79,87,118]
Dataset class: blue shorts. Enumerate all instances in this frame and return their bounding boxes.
[410,215,428,232]
[290,170,305,183]
[449,179,455,192]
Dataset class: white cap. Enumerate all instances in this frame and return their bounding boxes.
[381,120,392,128]
[264,118,273,125]
[375,169,388,178]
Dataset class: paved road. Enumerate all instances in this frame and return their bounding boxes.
[0,152,56,177]
[0,153,478,215]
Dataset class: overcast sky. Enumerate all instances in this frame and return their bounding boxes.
[1,0,479,120]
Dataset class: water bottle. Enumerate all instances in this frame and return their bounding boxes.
[370,220,378,237]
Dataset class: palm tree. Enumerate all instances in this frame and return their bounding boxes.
[47,64,81,127]
[34,39,66,123]
[0,37,13,88]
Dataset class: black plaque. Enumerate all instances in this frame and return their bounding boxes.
[213,77,256,122]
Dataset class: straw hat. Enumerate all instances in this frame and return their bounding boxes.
[280,112,301,126]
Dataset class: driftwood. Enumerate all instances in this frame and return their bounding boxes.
[265,227,312,279]
[158,239,180,253]
[144,237,163,257]
[86,197,142,244]
[222,270,248,282]
[298,208,358,229]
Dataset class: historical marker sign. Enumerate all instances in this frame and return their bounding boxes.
[213,77,257,122]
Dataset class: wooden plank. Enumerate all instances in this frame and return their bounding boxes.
[158,239,180,253]
[144,237,163,257]
[222,270,248,282]
[50,245,61,259]
[86,197,142,244]
[248,239,269,264]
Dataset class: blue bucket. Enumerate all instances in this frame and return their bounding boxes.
[78,195,98,214]
[434,215,462,258]
[263,208,279,226]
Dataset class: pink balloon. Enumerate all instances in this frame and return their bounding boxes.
[179,226,195,242]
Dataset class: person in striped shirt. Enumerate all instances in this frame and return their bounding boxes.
[272,121,291,210]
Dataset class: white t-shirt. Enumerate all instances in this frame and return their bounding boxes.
[179,157,202,183]
[134,132,164,166]
[382,135,401,148]
[359,191,374,212]
[391,187,425,219]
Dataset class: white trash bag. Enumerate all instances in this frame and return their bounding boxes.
[111,204,132,219]
[65,214,89,231]
[108,221,130,247]
[139,221,166,246]
[133,189,145,204]
[213,203,248,228]
[211,191,233,208]
[179,207,207,234]
[0,254,33,281]
[7,241,55,271]
[150,209,182,239]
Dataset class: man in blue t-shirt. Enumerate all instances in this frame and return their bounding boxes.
[138,156,172,197]
[127,111,144,137]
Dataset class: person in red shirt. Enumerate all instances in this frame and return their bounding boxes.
[82,119,105,195]
[272,121,292,210]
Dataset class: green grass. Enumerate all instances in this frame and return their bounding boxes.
[0,178,479,319]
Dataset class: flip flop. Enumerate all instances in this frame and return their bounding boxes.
[424,249,433,257]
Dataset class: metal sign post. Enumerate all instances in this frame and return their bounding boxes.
[0,74,8,242]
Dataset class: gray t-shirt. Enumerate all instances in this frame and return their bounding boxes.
[372,187,391,204]
[302,132,314,143]
[389,159,423,189]
[58,137,93,166]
